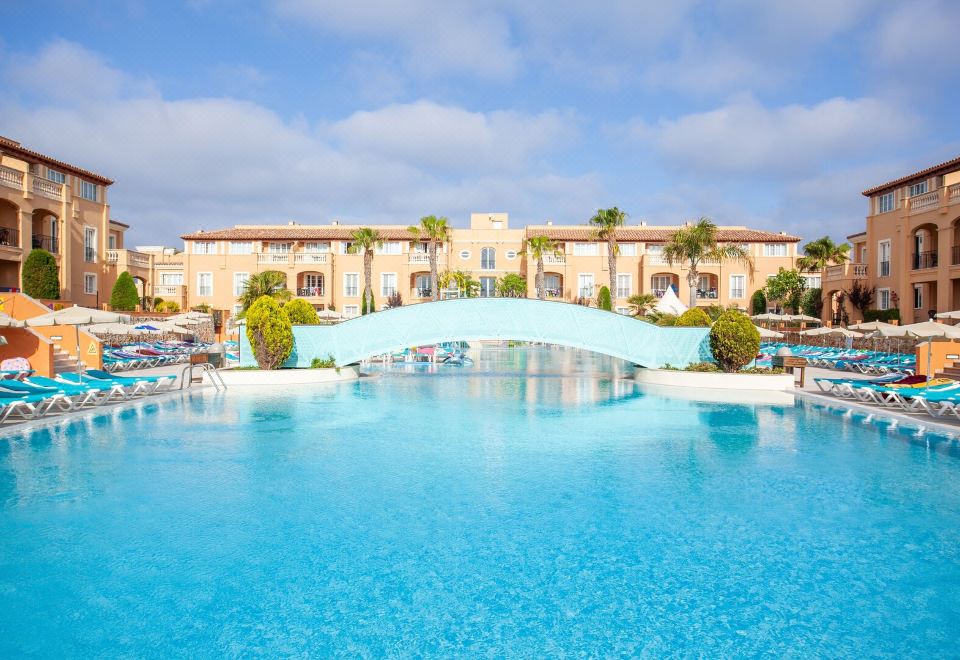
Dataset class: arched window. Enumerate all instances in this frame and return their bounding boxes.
[480,247,496,270]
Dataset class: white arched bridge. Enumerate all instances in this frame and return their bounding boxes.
[239,298,713,368]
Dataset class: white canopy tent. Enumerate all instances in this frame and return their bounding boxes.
[654,287,687,316]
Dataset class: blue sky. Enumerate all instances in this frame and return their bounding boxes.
[2,0,959,246]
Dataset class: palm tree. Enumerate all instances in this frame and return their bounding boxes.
[526,235,561,300]
[348,227,382,313]
[589,207,627,301]
[663,217,754,308]
[797,236,851,273]
[626,293,657,318]
[408,215,451,301]
[237,270,291,315]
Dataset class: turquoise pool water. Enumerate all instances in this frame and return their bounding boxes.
[1,347,959,656]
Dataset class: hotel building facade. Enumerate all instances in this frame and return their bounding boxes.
[823,156,960,324]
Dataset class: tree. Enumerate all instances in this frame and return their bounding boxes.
[361,291,376,315]
[801,288,823,319]
[594,285,611,311]
[626,293,657,317]
[438,270,479,298]
[710,310,761,372]
[797,236,850,273]
[408,215,451,301]
[349,227,382,314]
[238,270,291,315]
[245,295,293,370]
[496,273,527,298]
[663,217,754,308]
[21,249,60,299]
[156,300,180,313]
[764,268,806,313]
[589,207,627,302]
[750,289,767,315]
[676,308,712,327]
[283,299,319,325]
[846,280,875,317]
[110,271,140,311]
[526,235,561,300]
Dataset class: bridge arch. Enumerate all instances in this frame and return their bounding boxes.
[240,298,713,368]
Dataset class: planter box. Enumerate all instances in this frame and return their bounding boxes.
[208,366,359,386]
[634,368,795,391]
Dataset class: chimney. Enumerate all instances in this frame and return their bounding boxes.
[640,220,647,226]
[331,220,339,226]
[546,220,553,226]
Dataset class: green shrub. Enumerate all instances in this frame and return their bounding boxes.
[361,291,375,315]
[192,303,211,313]
[801,287,823,318]
[676,308,712,327]
[863,309,901,322]
[750,289,766,315]
[703,304,726,322]
[739,367,784,375]
[709,310,761,373]
[245,295,293,369]
[653,313,678,327]
[684,361,720,372]
[597,285,612,311]
[284,299,320,325]
[21,249,60,299]
[156,300,180,313]
[110,271,140,311]
[311,354,336,368]
[496,273,527,298]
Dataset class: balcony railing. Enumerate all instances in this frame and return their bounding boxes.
[31,234,58,253]
[950,183,960,204]
[410,287,432,298]
[297,286,325,297]
[408,253,431,264]
[825,263,869,281]
[258,253,290,264]
[0,227,20,248]
[542,254,566,265]
[294,253,328,264]
[912,251,938,270]
[32,178,63,200]
[853,264,867,278]
[544,288,562,298]
[908,190,940,214]
[153,284,185,297]
[696,289,719,299]
[0,166,24,189]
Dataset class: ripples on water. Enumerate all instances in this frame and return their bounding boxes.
[0,346,958,656]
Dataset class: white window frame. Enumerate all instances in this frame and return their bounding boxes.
[197,272,213,297]
[651,275,673,294]
[380,272,397,297]
[913,284,923,310]
[573,242,600,257]
[762,243,787,257]
[878,192,895,214]
[303,242,330,253]
[47,168,66,184]
[802,275,822,290]
[909,181,928,197]
[79,181,97,202]
[229,241,253,255]
[160,272,184,286]
[615,306,631,315]
[376,241,402,256]
[459,249,471,260]
[505,249,518,260]
[268,242,293,254]
[193,241,216,255]
[83,226,97,263]
[878,288,891,311]
[480,247,496,270]
[878,240,891,277]
[343,272,359,297]
[479,276,497,298]
[233,272,249,297]
[83,273,96,295]
[617,243,637,257]
[577,273,594,298]
[729,274,746,300]
[343,305,359,318]
[616,273,631,299]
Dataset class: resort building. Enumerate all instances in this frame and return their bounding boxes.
[823,156,960,324]
[176,213,800,318]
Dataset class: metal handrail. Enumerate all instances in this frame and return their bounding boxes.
[179,362,227,391]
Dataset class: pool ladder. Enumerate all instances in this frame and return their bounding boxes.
[179,363,227,391]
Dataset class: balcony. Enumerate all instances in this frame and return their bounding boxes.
[297,286,325,298]
[294,253,328,265]
[544,288,562,298]
[0,227,20,248]
[906,184,960,215]
[0,166,24,190]
[258,253,290,264]
[824,263,868,282]
[696,289,719,300]
[32,178,62,200]
[31,234,58,253]
[153,284,185,297]
[408,253,431,264]
[542,254,566,265]
[410,287,432,299]
[106,249,151,268]
[912,251,938,270]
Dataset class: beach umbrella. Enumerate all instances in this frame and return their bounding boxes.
[798,326,863,338]
[134,324,160,332]
[935,310,960,320]
[24,305,131,379]
[869,321,960,382]
[750,312,788,321]
[86,322,152,336]
[849,320,897,332]
[756,326,784,339]
[0,312,23,327]
[317,309,343,321]
[788,314,821,324]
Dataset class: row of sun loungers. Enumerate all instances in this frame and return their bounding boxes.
[0,369,177,424]
[759,342,916,376]
[103,341,210,372]
[814,373,960,421]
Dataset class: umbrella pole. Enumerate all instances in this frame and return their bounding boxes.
[76,324,82,383]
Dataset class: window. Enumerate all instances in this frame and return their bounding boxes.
[84,227,97,262]
[909,181,928,197]
[344,273,359,297]
[376,241,402,255]
[878,192,895,214]
[46,168,65,184]
[480,247,496,270]
[479,277,496,298]
[762,243,788,257]
[492,220,503,229]
[577,273,594,298]
[573,243,599,256]
[914,284,923,310]
[878,288,891,311]
[617,243,637,257]
[83,273,96,295]
[108,234,116,250]
[193,241,216,255]
[616,273,631,298]
[160,273,183,286]
[860,246,867,263]
[381,273,397,296]
[878,240,891,277]
[80,181,97,201]
[268,242,292,254]
[233,272,249,297]
[197,272,213,297]
[344,305,360,318]
[651,275,673,295]
[505,250,518,260]
[802,275,822,290]
[543,274,561,297]
[340,241,355,254]
[616,307,631,315]
[729,275,745,299]
[303,242,330,253]
[229,242,253,255]
[233,304,243,317]
[303,273,324,295]
[415,274,431,297]
[646,244,663,254]
[459,249,471,259]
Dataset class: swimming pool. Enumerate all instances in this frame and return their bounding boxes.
[1,347,959,656]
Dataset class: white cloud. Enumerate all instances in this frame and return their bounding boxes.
[873,0,960,76]
[629,96,920,177]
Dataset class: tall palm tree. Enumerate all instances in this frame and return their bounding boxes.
[237,270,291,315]
[408,215,450,300]
[526,234,561,300]
[663,217,754,308]
[348,227,382,313]
[626,293,657,318]
[589,207,627,301]
[797,236,851,273]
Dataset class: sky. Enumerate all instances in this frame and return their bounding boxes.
[2,0,959,246]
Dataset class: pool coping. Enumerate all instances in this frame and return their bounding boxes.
[794,389,960,438]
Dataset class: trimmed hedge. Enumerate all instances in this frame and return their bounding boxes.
[110,271,140,311]
[709,310,761,373]
[246,295,293,369]
[750,289,766,315]
[361,291,375,315]
[863,309,901,322]
[676,308,712,327]
[21,249,60,299]
[597,285,612,311]
[284,299,320,325]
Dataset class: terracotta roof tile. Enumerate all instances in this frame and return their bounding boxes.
[180,225,421,241]
[861,155,960,196]
[523,225,800,243]
[0,136,113,185]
